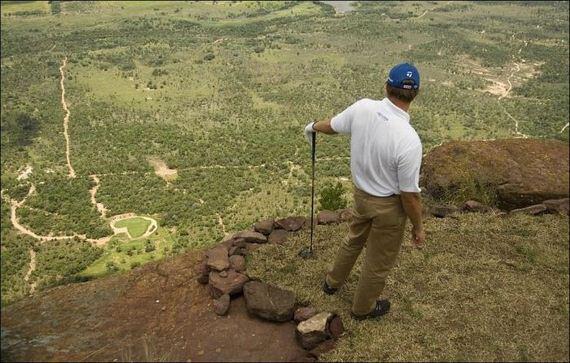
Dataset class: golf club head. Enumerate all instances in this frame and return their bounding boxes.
[298,247,314,259]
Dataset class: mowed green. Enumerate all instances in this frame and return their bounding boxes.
[247,213,569,361]
[114,217,151,238]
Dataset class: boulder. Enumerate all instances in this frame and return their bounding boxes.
[509,204,548,216]
[421,139,569,210]
[208,270,249,299]
[195,260,210,285]
[327,315,344,339]
[243,281,296,322]
[430,205,458,218]
[294,307,317,323]
[206,245,229,272]
[268,229,289,244]
[254,219,274,235]
[317,210,339,225]
[213,294,230,316]
[229,255,246,272]
[462,200,491,213]
[338,208,353,222]
[233,231,267,244]
[543,198,570,215]
[296,312,332,350]
[275,216,306,231]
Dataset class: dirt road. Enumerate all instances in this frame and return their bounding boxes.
[59,56,76,178]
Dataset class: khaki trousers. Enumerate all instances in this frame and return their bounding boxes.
[326,188,406,316]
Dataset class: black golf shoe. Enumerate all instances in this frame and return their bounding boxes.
[322,279,338,295]
[351,299,391,321]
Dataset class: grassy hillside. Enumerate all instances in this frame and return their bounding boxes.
[1,1,568,303]
[248,212,569,361]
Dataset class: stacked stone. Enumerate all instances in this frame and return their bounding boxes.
[195,216,311,316]
[428,198,569,218]
[194,214,349,357]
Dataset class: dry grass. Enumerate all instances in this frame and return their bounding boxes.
[247,213,569,361]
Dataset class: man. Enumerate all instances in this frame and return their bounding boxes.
[304,63,425,321]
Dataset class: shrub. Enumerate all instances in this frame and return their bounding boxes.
[319,182,347,211]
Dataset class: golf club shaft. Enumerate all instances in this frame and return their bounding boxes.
[310,131,316,252]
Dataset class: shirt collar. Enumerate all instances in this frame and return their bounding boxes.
[383,97,410,122]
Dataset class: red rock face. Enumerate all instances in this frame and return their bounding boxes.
[421,139,569,210]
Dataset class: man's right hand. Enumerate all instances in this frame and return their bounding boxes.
[411,226,425,249]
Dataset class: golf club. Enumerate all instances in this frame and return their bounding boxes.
[299,128,316,259]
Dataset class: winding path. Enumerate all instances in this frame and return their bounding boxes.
[23,249,37,294]
[216,213,227,236]
[498,34,529,138]
[89,175,108,219]
[2,184,110,245]
[59,56,76,178]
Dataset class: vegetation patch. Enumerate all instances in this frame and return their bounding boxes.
[247,213,569,361]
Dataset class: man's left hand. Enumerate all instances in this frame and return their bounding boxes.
[304,121,315,145]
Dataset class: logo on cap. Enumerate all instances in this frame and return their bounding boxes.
[406,71,413,77]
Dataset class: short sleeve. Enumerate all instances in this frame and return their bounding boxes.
[397,144,422,193]
[330,100,363,134]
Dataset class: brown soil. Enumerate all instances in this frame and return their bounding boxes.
[1,250,308,362]
[147,157,178,182]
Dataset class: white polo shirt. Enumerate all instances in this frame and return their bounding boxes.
[330,98,422,196]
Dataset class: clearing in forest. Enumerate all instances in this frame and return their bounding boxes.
[147,157,178,182]
[113,217,154,239]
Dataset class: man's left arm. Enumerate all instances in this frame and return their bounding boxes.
[312,119,337,134]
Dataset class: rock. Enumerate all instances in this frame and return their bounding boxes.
[510,204,548,216]
[338,208,353,222]
[317,210,339,225]
[308,339,336,359]
[254,219,274,235]
[462,200,491,213]
[220,236,238,249]
[208,270,249,299]
[229,246,248,256]
[206,245,229,272]
[421,139,569,210]
[268,229,289,244]
[195,260,210,285]
[243,281,296,322]
[233,231,267,244]
[296,312,332,350]
[327,315,344,339]
[213,294,230,316]
[543,198,570,215]
[275,216,306,231]
[229,255,246,272]
[430,205,458,218]
[294,307,317,323]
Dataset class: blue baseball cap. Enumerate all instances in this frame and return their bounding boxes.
[387,63,420,90]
